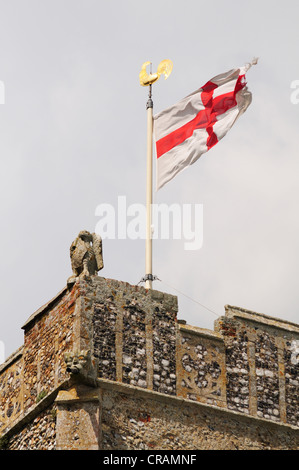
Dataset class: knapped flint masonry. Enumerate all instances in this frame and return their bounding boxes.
[0,234,298,450]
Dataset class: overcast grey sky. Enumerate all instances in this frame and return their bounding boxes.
[0,0,299,360]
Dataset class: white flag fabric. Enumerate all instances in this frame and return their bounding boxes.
[154,60,257,190]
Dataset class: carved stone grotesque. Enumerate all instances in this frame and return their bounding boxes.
[64,350,98,384]
[67,230,103,286]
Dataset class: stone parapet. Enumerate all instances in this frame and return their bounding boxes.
[215,305,299,426]
[0,276,298,449]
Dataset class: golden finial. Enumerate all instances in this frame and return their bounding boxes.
[139,59,173,87]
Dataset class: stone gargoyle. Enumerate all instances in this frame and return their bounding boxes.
[64,349,98,385]
[67,230,103,287]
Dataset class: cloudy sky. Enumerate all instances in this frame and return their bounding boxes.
[0,0,298,360]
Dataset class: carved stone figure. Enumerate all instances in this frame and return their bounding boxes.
[64,350,91,375]
[64,349,98,385]
[67,230,103,286]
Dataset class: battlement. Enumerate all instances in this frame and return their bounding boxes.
[0,276,298,450]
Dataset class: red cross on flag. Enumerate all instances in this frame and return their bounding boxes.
[154,59,257,190]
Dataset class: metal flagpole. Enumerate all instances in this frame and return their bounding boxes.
[139,60,173,289]
[145,83,153,289]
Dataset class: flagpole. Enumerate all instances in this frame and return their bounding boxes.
[145,83,153,289]
[139,59,173,290]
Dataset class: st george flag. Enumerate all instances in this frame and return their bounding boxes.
[154,59,257,190]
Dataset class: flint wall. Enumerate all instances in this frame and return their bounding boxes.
[0,276,298,449]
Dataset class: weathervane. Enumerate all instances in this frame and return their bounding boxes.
[139,60,173,289]
[139,60,173,87]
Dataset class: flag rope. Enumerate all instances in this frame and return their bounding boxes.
[155,278,220,318]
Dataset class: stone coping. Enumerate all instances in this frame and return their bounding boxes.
[21,286,68,330]
[225,305,299,334]
[20,276,178,333]
[0,346,23,374]
[178,323,223,342]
